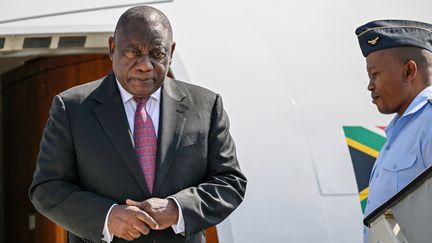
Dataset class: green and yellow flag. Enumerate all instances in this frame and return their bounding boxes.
[343,126,386,213]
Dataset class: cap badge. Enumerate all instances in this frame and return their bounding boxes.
[368,36,380,45]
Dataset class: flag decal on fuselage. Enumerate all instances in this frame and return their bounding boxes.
[342,126,386,213]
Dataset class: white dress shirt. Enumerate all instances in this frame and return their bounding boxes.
[102,79,185,242]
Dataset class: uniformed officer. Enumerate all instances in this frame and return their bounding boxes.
[356,19,432,241]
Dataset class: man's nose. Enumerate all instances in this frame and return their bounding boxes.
[367,80,374,91]
[136,54,153,72]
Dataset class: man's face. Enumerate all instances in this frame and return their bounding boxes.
[109,20,175,97]
[366,49,411,115]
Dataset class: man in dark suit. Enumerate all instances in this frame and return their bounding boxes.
[29,6,247,243]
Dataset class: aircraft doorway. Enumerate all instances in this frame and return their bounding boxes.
[1,54,218,243]
[2,54,112,243]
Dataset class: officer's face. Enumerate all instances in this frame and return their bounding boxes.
[366,49,411,115]
[109,20,175,98]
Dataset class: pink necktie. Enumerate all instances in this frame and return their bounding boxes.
[134,97,157,194]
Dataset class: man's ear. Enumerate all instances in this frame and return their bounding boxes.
[405,60,417,82]
[108,36,115,60]
[169,41,176,64]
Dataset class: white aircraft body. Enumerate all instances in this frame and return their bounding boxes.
[1,0,431,242]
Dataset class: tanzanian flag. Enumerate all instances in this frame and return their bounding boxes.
[343,126,386,213]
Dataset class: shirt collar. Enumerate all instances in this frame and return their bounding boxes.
[115,78,161,104]
[401,86,432,117]
[385,85,432,134]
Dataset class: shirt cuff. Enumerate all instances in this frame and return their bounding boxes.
[102,204,117,243]
[167,196,185,234]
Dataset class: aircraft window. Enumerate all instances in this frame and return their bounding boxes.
[23,37,51,49]
[58,36,86,48]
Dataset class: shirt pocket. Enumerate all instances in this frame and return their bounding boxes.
[382,153,417,191]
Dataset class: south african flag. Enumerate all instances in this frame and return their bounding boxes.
[343,126,386,213]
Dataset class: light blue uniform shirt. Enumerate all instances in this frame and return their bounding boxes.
[364,86,432,241]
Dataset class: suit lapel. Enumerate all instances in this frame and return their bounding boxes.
[153,78,189,195]
[92,73,151,197]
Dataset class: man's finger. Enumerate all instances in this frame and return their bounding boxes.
[133,220,150,235]
[126,199,151,210]
[126,199,141,206]
[127,229,141,239]
[123,233,134,241]
[135,210,159,229]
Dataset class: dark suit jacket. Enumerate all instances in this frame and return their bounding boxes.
[29,73,247,243]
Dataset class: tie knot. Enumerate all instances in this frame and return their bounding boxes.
[134,97,149,106]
